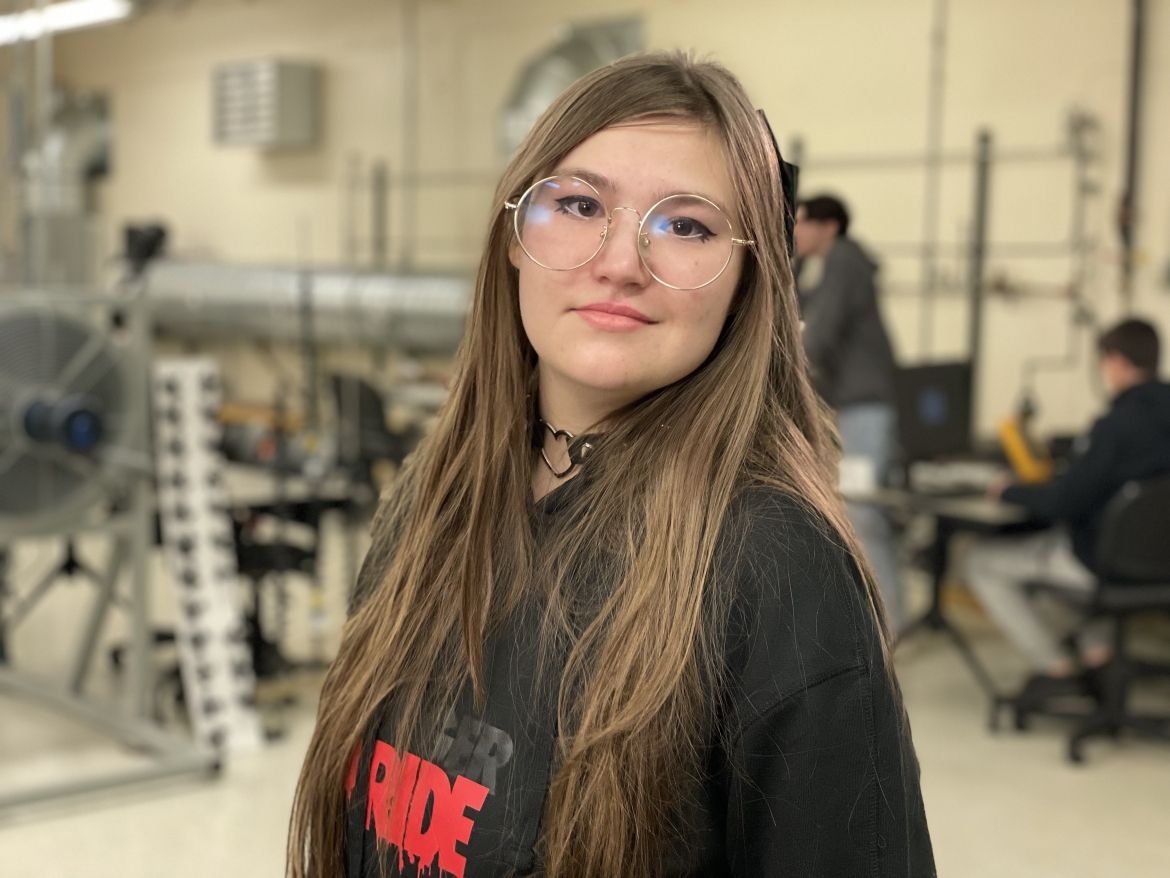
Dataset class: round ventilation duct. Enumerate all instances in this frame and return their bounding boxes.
[500,18,643,157]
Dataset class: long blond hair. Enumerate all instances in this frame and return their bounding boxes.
[288,51,887,877]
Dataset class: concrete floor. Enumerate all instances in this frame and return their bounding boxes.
[2,550,1168,877]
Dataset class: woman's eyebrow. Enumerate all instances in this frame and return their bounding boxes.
[555,167,727,210]
[554,167,615,192]
[648,188,724,208]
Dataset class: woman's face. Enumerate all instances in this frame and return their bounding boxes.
[511,118,746,421]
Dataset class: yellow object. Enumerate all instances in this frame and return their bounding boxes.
[218,401,305,431]
[998,417,1053,484]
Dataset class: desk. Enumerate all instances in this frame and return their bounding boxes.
[852,488,1037,697]
[863,489,1030,528]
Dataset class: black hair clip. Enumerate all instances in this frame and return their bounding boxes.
[756,109,800,258]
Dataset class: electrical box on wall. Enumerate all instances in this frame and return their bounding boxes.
[213,59,320,149]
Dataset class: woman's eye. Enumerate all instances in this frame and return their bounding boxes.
[555,196,603,219]
[668,217,714,241]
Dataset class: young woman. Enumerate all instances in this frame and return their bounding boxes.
[289,52,934,877]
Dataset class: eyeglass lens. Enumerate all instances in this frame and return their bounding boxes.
[513,176,736,290]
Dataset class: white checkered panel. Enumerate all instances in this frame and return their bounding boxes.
[153,359,263,754]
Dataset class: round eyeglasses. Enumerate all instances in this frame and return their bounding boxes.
[504,175,755,291]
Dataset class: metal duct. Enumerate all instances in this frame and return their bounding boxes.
[145,260,471,353]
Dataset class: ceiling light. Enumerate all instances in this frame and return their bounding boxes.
[0,0,132,47]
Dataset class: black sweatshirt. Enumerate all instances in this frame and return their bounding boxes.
[344,480,935,877]
[1002,380,1170,570]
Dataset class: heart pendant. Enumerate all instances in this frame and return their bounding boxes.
[538,420,576,478]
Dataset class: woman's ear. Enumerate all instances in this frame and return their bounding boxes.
[508,239,522,271]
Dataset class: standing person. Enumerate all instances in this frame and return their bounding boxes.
[966,318,1170,694]
[289,53,933,878]
[794,195,904,628]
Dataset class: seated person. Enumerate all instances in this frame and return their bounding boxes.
[964,318,1170,692]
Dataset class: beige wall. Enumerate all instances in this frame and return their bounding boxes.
[4,0,1169,433]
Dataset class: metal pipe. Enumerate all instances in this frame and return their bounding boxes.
[123,279,153,719]
[399,0,419,270]
[1067,112,1096,310]
[27,0,52,286]
[869,240,1083,258]
[2,66,23,283]
[297,269,319,428]
[0,547,8,661]
[371,159,388,270]
[918,0,949,357]
[1119,0,1145,306]
[787,135,805,174]
[1,2,27,284]
[994,146,1097,163]
[342,152,360,267]
[968,131,993,421]
[797,151,970,171]
[384,169,495,186]
[795,144,1083,173]
[296,221,319,430]
[1015,112,1102,401]
[882,282,1075,301]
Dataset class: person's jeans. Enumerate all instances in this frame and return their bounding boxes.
[962,528,1104,671]
[838,403,903,628]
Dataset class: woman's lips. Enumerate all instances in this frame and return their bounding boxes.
[573,302,655,331]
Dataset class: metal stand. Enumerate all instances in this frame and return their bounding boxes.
[897,516,1001,699]
[2,538,123,693]
[0,677,218,808]
[0,547,9,663]
[0,496,221,813]
[6,541,108,627]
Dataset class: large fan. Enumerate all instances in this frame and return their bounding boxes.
[0,291,219,815]
[0,305,134,536]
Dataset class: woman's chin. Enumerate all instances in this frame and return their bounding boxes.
[554,365,654,400]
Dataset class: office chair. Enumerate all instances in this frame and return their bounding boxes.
[1007,475,1170,763]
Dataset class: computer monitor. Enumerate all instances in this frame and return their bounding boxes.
[893,361,973,461]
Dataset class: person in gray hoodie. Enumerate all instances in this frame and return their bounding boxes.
[795,194,903,626]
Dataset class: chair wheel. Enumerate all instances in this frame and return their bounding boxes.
[1068,741,1085,764]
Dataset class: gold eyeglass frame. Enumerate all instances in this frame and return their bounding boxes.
[503,175,755,291]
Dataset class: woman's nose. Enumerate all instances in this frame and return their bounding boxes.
[591,207,650,287]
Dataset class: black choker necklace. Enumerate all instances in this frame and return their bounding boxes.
[534,418,597,478]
